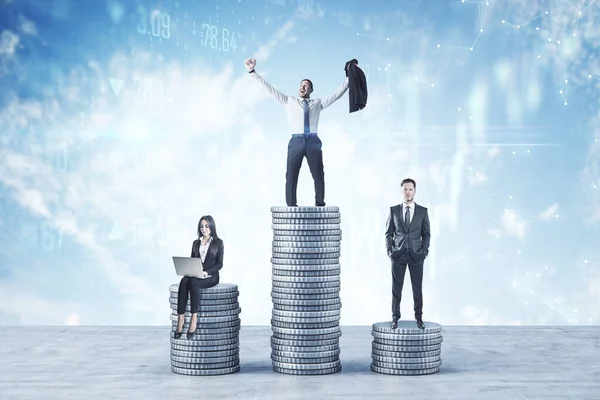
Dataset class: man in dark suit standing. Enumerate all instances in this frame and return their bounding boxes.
[385,178,431,329]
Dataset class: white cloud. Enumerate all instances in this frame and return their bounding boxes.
[19,15,37,35]
[540,203,559,220]
[254,20,294,62]
[0,30,19,57]
[501,209,527,239]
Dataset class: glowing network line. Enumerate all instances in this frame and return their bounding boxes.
[415,0,490,88]
[500,1,597,106]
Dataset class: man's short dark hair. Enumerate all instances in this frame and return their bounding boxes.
[301,79,313,91]
[401,178,416,188]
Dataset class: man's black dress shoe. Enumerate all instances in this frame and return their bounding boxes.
[391,319,398,329]
[416,319,425,329]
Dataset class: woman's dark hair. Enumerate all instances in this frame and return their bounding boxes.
[197,215,220,240]
[197,215,222,257]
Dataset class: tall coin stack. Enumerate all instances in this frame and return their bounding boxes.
[169,283,242,376]
[370,321,443,375]
[270,206,343,375]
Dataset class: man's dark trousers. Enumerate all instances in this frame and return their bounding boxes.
[285,133,325,207]
[391,248,424,320]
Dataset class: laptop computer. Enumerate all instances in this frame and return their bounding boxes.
[172,256,211,279]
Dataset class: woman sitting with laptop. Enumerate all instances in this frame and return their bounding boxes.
[174,215,224,339]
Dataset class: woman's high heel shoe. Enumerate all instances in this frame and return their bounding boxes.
[186,329,196,340]
[174,329,183,339]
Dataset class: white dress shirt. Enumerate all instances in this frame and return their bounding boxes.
[250,71,349,135]
[402,202,415,225]
[199,236,212,263]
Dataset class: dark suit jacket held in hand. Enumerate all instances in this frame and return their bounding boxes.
[345,58,368,113]
[191,238,224,278]
[385,204,431,263]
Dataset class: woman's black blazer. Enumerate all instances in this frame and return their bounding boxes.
[191,238,224,278]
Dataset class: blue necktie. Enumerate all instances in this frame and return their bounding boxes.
[405,206,410,230]
[302,99,310,134]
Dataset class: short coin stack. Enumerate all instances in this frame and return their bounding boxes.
[370,321,443,375]
[168,283,241,376]
[270,206,343,375]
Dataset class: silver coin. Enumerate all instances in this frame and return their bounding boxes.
[272,223,341,230]
[169,292,239,300]
[272,325,340,335]
[191,309,242,317]
[271,320,339,329]
[272,218,341,225]
[272,331,342,341]
[271,292,340,300]
[273,365,341,375]
[372,349,441,358]
[270,336,339,347]
[372,331,441,341]
[170,337,238,347]
[272,280,340,289]
[272,298,340,306]
[273,246,341,254]
[170,332,239,342]
[273,304,342,312]
[272,275,340,283]
[172,365,240,376]
[372,342,441,353]
[271,314,340,324]
[171,349,239,358]
[272,349,340,358]
[271,286,340,295]
[169,314,240,323]
[272,269,340,277]
[171,343,239,352]
[273,235,342,242]
[373,321,442,334]
[373,337,443,346]
[271,257,339,265]
[169,283,238,293]
[271,211,340,218]
[171,354,239,364]
[272,309,341,318]
[372,354,441,364]
[370,364,440,375]
[270,343,339,353]
[170,322,241,332]
[170,325,240,335]
[168,297,239,306]
[271,354,339,364]
[272,252,341,259]
[272,229,342,236]
[167,298,239,309]
[171,360,239,370]
[169,314,242,329]
[371,360,442,370]
[169,306,242,317]
[272,241,340,248]
[272,263,340,271]
[167,300,240,311]
[272,360,340,370]
[271,206,340,212]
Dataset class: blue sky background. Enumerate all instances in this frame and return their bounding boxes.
[0,0,599,326]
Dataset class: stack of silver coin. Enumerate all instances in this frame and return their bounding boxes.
[370,321,443,375]
[168,283,241,376]
[270,206,343,375]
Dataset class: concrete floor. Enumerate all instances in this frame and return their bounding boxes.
[0,325,599,400]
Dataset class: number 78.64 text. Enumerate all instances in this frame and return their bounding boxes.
[201,24,240,52]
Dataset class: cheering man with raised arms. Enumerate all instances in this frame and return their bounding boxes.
[244,57,349,207]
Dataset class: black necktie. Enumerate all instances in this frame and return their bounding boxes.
[405,206,410,230]
[302,99,310,133]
